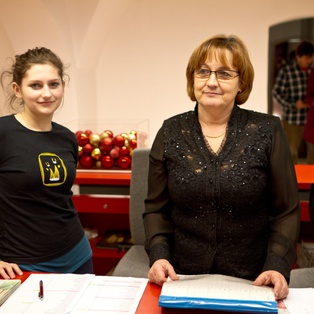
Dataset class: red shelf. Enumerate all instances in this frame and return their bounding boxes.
[300,201,310,222]
[73,195,129,215]
[75,170,131,186]
[73,170,131,275]
[295,164,314,190]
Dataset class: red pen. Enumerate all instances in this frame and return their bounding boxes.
[38,280,44,301]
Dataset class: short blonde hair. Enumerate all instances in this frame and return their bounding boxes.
[186,34,254,105]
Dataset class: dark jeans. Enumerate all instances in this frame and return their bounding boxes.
[73,258,94,274]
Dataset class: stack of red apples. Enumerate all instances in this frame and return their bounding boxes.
[75,129,141,170]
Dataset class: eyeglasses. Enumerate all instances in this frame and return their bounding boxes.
[194,67,239,81]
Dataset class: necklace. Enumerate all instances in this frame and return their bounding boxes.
[204,131,226,139]
[19,112,52,131]
[20,112,31,128]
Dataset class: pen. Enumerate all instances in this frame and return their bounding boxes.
[38,280,44,301]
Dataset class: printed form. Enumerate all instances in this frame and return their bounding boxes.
[0,273,148,314]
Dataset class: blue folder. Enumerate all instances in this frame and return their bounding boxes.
[159,295,277,313]
[158,274,278,313]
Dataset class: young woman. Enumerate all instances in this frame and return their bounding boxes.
[0,47,93,279]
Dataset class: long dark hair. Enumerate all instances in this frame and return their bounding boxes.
[1,47,68,109]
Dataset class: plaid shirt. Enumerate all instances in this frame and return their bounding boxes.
[272,61,312,125]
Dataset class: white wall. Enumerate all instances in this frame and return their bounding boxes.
[0,0,313,145]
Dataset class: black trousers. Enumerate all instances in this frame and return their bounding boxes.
[73,258,94,274]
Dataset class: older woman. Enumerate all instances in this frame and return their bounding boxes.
[143,34,300,300]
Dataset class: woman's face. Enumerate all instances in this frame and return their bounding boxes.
[13,63,64,117]
[193,50,241,110]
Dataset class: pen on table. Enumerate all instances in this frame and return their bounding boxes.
[38,280,44,301]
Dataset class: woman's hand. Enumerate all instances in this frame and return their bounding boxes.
[148,259,179,286]
[0,261,23,279]
[253,270,288,300]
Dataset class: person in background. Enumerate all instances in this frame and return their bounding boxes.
[304,67,314,164]
[143,34,300,300]
[0,47,93,279]
[272,41,314,163]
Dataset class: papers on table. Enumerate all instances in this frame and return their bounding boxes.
[0,273,148,314]
[0,279,21,306]
[71,276,148,314]
[283,288,314,314]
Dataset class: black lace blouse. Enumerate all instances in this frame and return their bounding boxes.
[143,105,300,281]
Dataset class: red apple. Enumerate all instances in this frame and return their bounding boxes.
[129,139,137,149]
[82,143,94,155]
[113,135,125,147]
[101,155,115,169]
[117,156,131,169]
[110,148,120,159]
[75,130,84,137]
[77,132,89,146]
[99,137,114,153]
[85,129,93,137]
[79,155,94,168]
[119,146,130,156]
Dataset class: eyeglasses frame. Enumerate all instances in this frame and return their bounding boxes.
[194,68,239,81]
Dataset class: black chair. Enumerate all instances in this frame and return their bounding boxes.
[289,267,314,288]
[112,148,150,277]
[289,183,314,288]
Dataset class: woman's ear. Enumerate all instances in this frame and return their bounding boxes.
[12,82,22,98]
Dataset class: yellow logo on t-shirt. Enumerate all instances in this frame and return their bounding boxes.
[38,153,67,186]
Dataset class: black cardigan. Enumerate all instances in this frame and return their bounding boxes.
[143,105,300,281]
